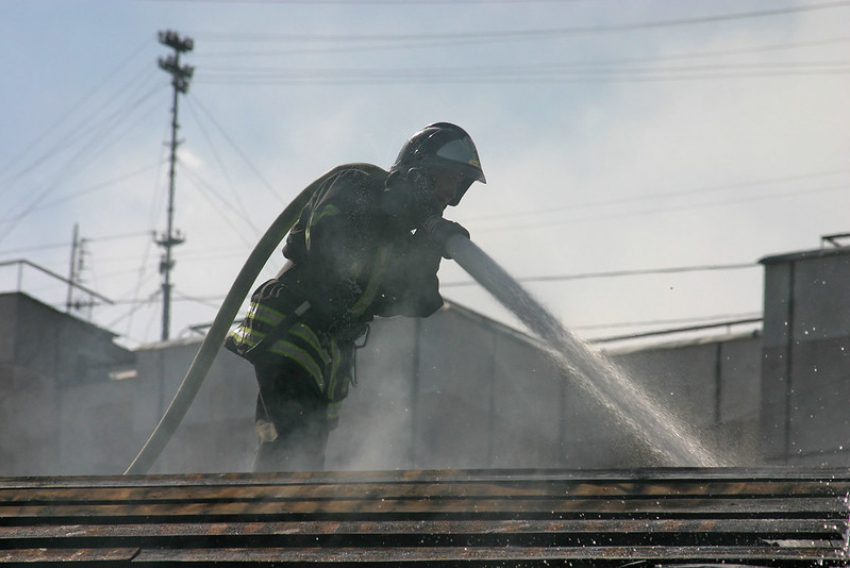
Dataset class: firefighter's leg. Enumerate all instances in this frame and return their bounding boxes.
[252,359,330,472]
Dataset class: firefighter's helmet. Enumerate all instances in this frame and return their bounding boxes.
[390,122,485,206]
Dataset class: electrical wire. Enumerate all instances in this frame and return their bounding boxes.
[0,163,163,223]
[441,261,759,288]
[589,317,763,344]
[0,38,154,184]
[151,0,599,4]
[0,66,160,190]
[191,2,850,44]
[179,168,262,247]
[183,98,260,234]
[125,120,173,343]
[0,84,166,244]
[187,94,286,204]
[574,312,764,332]
[469,168,850,224]
[0,241,71,256]
[188,13,850,61]
[197,67,850,87]
[475,183,850,235]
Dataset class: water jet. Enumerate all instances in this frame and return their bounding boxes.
[445,234,726,467]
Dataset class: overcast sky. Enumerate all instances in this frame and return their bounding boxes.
[2,0,849,349]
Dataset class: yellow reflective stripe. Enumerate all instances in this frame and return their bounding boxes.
[327,400,343,420]
[268,341,326,391]
[230,327,260,348]
[231,302,287,348]
[290,323,330,365]
[326,341,341,398]
[350,247,389,317]
[306,204,343,250]
[249,303,285,327]
[311,204,342,226]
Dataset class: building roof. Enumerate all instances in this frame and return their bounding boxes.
[760,244,850,265]
[1,468,848,566]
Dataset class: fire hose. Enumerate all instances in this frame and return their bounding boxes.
[129,163,704,475]
[124,167,351,475]
[124,192,523,474]
[126,204,715,474]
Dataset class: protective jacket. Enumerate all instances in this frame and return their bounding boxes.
[225,163,445,420]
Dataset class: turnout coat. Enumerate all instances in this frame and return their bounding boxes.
[225,163,445,421]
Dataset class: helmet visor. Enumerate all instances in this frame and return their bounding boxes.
[435,137,486,183]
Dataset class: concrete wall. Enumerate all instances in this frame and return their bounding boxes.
[760,247,850,466]
[0,293,135,476]
[1,291,767,475]
[129,340,257,474]
[327,307,575,471]
[612,334,763,465]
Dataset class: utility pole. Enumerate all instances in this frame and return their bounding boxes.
[66,223,81,313]
[156,30,194,341]
[65,223,93,318]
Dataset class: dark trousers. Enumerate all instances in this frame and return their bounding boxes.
[252,359,330,472]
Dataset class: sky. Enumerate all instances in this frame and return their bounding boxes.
[1,0,849,350]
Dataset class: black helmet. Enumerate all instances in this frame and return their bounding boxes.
[391,122,485,206]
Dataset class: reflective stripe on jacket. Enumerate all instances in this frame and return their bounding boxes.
[226,163,443,421]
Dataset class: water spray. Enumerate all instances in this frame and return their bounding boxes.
[126,179,723,474]
[444,234,724,467]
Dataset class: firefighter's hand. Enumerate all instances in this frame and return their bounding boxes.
[421,216,470,256]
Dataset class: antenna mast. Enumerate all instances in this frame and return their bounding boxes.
[156,30,194,341]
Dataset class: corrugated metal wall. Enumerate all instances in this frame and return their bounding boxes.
[760,247,850,466]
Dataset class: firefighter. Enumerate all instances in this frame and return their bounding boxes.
[225,123,486,472]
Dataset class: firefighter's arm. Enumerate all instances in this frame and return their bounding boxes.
[296,171,375,311]
[420,216,470,257]
[375,231,445,318]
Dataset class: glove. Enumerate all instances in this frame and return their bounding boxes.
[421,216,470,256]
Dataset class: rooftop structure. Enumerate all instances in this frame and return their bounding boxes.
[2,468,848,566]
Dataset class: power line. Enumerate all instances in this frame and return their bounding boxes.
[441,261,759,288]
[179,168,260,247]
[476,183,850,235]
[0,241,70,256]
[151,0,587,4]
[155,0,591,4]
[183,98,260,233]
[88,230,156,244]
[187,94,285,204]
[0,38,154,183]
[0,66,160,190]
[192,2,850,43]
[469,168,850,224]
[0,163,162,223]
[0,230,154,259]
[194,38,850,63]
[201,34,850,63]
[188,6,850,61]
[574,312,764,332]
[589,317,763,344]
[197,61,850,86]
[0,85,166,244]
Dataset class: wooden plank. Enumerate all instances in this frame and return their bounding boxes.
[0,469,848,566]
[4,467,850,488]
[131,544,849,564]
[1,496,846,521]
[0,548,139,563]
[3,478,849,504]
[0,518,844,544]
